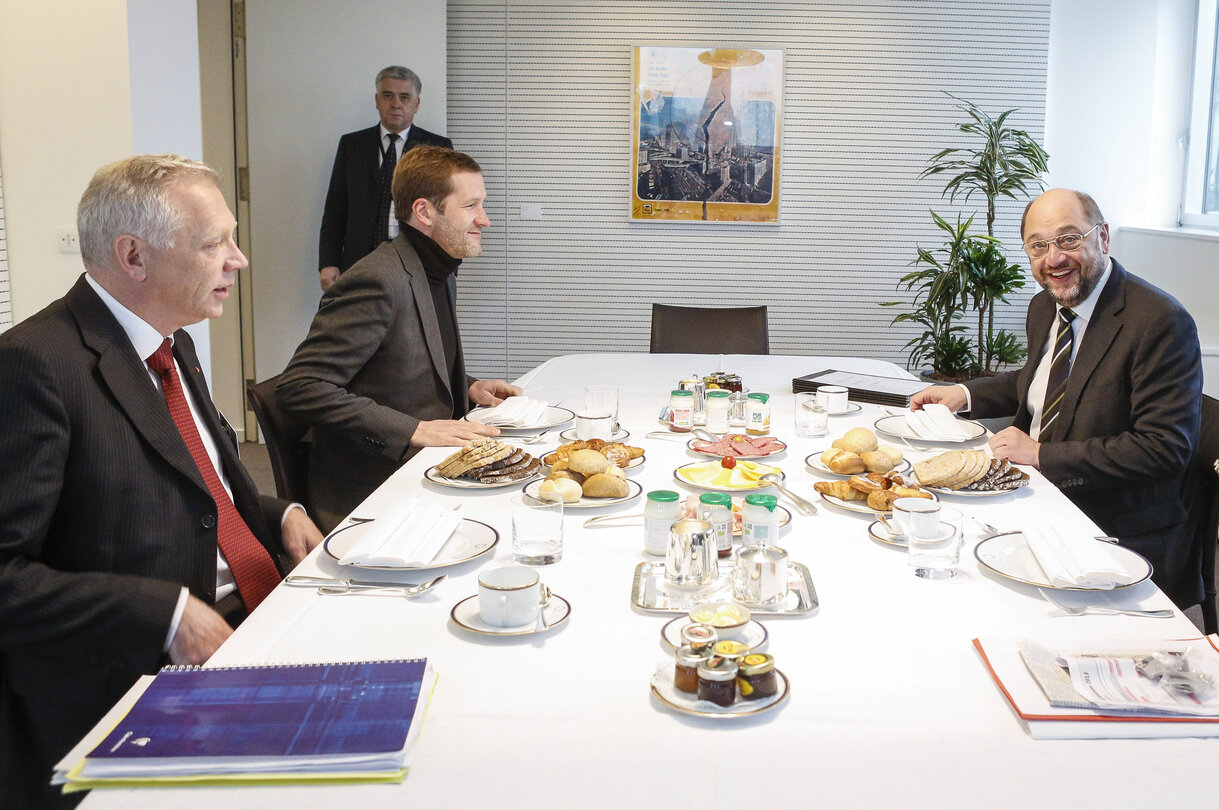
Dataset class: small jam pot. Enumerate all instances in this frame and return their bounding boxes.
[674,644,709,694]
[697,656,739,707]
[680,622,718,654]
[736,653,778,700]
[713,639,751,663]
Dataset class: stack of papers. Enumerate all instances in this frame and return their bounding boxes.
[905,404,972,440]
[338,501,461,567]
[476,396,548,427]
[1021,519,1135,589]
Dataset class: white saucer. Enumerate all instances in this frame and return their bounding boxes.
[450,593,572,636]
[660,616,769,651]
[558,427,631,442]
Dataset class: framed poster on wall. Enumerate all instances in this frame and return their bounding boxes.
[632,46,783,223]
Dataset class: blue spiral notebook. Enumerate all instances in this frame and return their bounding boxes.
[80,659,433,779]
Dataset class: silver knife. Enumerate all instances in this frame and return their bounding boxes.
[284,574,417,588]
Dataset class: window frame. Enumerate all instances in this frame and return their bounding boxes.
[1183,0,1219,227]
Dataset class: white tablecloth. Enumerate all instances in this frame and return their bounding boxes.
[80,354,1215,809]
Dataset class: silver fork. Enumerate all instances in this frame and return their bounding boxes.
[1040,589,1174,618]
[521,430,551,444]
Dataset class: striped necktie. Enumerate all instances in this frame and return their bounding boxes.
[147,339,281,611]
[1038,308,1077,442]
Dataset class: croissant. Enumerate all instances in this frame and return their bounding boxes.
[867,489,902,511]
[892,485,933,501]
[814,480,867,501]
[848,475,883,494]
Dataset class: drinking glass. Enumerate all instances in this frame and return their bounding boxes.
[512,493,563,564]
[585,385,620,433]
[794,392,828,438]
[907,505,963,579]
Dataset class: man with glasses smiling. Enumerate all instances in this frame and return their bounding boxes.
[912,188,1203,608]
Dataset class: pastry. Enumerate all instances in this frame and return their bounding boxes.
[820,448,865,475]
[813,480,867,501]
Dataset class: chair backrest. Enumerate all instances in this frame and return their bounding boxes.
[649,304,769,354]
[246,375,311,509]
[1197,394,1219,633]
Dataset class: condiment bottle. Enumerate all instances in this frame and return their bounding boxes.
[697,656,739,707]
[742,493,780,547]
[698,492,734,558]
[680,622,718,654]
[705,390,731,433]
[736,653,778,700]
[674,644,708,694]
[745,392,771,435]
[668,390,694,432]
[644,490,681,556]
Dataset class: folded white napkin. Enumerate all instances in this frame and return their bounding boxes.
[477,396,549,427]
[1022,518,1136,589]
[906,403,972,440]
[338,500,462,567]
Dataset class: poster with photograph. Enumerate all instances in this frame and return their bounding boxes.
[632,46,783,223]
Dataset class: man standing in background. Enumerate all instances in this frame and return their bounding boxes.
[318,65,453,292]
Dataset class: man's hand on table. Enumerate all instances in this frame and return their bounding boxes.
[281,506,324,566]
[411,419,500,449]
[169,595,233,665]
[468,379,523,407]
[989,426,1041,469]
[910,384,968,412]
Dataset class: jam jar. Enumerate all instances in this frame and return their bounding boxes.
[697,656,739,707]
[712,639,751,663]
[736,653,778,700]
[680,622,718,654]
[674,644,709,694]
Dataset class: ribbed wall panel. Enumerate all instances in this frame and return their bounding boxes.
[0,159,10,335]
[449,0,1050,378]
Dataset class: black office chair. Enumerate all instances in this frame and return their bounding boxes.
[246,375,312,514]
[649,303,769,354]
[1196,394,1218,633]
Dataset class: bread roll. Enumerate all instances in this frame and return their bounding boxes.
[568,449,610,476]
[821,448,865,475]
[546,468,585,485]
[839,428,878,455]
[539,477,583,504]
[582,472,629,498]
[860,450,895,473]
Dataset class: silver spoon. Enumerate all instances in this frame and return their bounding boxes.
[316,575,446,597]
[1041,591,1174,618]
[520,430,551,444]
[758,473,817,516]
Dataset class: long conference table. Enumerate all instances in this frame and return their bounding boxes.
[80,354,1215,808]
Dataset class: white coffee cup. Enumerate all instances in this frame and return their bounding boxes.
[478,566,542,626]
[575,410,613,441]
[816,385,849,413]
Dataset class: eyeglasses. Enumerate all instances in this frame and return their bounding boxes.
[1022,223,1103,258]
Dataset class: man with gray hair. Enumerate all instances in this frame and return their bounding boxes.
[0,154,322,807]
[318,65,454,291]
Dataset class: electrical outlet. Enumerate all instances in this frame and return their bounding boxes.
[56,229,80,254]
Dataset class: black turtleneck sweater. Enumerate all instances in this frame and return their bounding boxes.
[401,224,462,400]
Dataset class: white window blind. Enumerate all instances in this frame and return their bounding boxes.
[0,152,11,334]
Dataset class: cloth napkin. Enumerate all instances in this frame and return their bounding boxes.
[1021,518,1136,589]
[339,500,462,567]
[477,396,548,427]
[906,403,972,440]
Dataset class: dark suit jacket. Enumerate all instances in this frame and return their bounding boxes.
[318,123,453,273]
[0,277,288,808]
[279,235,470,531]
[965,259,1203,606]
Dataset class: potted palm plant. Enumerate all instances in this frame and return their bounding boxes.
[886,95,1049,380]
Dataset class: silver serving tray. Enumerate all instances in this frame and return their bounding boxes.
[630,560,818,616]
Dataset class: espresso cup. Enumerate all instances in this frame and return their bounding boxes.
[575,410,613,441]
[731,544,789,606]
[816,385,849,413]
[477,566,542,627]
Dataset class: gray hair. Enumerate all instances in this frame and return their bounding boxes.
[77,154,220,268]
[376,65,421,96]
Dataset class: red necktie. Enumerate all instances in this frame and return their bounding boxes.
[147,338,279,611]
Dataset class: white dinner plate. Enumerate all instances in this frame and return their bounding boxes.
[660,617,769,652]
[650,662,790,719]
[818,489,938,517]
[686,435,788,460]
[873,415,987,443]
[465,405,575,431]
[973,532,1153,591]
[324,517,499,571]
[804,451,911,478]
[673,462,785,493]
[557,427,631,442]
[424,463,542,489]
[450,593,571,636]
[920,484,1022,498]
[521,477,643,509]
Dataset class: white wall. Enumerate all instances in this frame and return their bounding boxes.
[243,0,448,382]
[0,1,133,322]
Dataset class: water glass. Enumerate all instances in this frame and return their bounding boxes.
[585,385,620,432]
[512,493,563,564]
[907,505,963,579]
[794,392,828,438]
